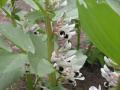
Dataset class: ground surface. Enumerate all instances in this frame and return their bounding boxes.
[65,62,108,90]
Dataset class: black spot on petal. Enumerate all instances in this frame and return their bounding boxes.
[104,82,109,87]
[67,60,71,62]
[64,34,69,39]
[60,31,65,35]
[68,79,74,83]
[74,72,79,77]
[59,66,64,72]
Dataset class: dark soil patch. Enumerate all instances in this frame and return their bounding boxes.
[64,61,108,90]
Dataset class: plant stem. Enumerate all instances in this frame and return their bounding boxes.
[11,0,17,26]
[1,8,11,17]
[26,74,34,90]
[75,20,81,50]
[45,0,57,87]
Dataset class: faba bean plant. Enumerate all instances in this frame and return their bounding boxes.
[0,0,120,90]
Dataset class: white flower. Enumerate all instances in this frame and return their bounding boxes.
[59,24,76,39]
[89,85,101,90]
[51,51,62,63]
[58,40,72,52]
[60,24,75,33]
[51,15,87,86]
[104,56,118,67]
[101,65,120,87]
[51,50,87,86]
[61,67,84,86]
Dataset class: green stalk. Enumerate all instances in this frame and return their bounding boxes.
[25,64,34,90]
[75,19,81,50]
[1,7,11,17]
[45,0,57,87]
[11,0,17,26]
[26,74,34,90]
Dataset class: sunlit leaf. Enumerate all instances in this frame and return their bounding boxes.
[77,0,120,64]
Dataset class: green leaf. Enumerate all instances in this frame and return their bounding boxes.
[0,49,28,90]
[87,48,104,65]
[28,33,53,77]
[25,10,44,27]
[37,59,54,77]
[0,0,7,7]
[0,36,12,52]
[77,0,120,64]
[0,24,35,53]
[28,33,54,77]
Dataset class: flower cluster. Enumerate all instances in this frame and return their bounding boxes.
[101,56,120,87]
[50,0,67,9]
[51,18,87,86]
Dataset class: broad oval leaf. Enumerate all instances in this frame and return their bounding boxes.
[0,24,35,53]
[37,59,54,77]
[77,0,120,64]
[28,33,51,76]
[0,49,28,90]
[28,33,54,77]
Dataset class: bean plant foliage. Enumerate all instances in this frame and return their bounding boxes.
[77,0,120,64]
[0,0,120,90]
[0,0,80,89]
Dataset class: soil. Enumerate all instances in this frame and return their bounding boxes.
[64,61,108,90]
